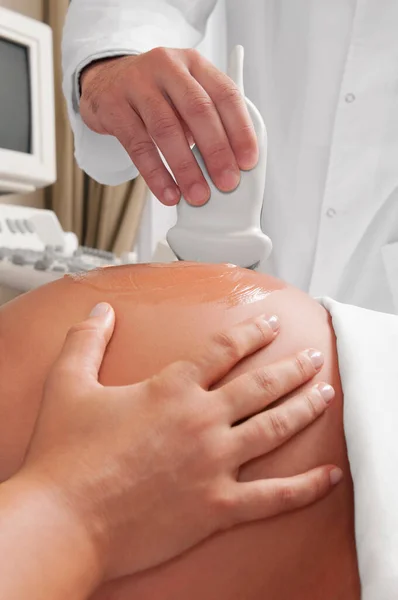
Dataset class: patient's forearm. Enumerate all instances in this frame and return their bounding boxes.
[0,475,100,600]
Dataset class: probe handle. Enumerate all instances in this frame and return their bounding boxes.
[167,46,272,268]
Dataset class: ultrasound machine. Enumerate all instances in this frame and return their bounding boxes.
[0,7,136,293]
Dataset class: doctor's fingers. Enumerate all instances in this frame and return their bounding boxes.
[159,63,242,194]
[219,348,326,423]
[223,466,343,526]
[188,53,258,171]
[97,101,182,207]
[130,87,217,206]
[233,382,335,465]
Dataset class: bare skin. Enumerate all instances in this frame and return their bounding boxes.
[80,49,258,206]
[0,263,361,599]
[0,304,339,600]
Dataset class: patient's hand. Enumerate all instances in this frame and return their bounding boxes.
[14,302,341,586]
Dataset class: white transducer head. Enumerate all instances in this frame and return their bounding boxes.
[167,45,272,269]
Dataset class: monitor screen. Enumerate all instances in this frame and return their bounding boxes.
[0,37,32,154]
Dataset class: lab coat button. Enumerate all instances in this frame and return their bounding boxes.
[326,208,336,218]
[345,93,356,103]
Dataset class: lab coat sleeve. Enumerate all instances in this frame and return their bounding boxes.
[62,0,219,185]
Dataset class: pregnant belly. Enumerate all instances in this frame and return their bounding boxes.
[0,264,361,599]
[89,278,360,600]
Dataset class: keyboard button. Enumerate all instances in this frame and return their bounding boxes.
[15,220,26,234]
[24,219,35,233]
[11,253,26,265]
[34,258,53,271]
[6,219,17,233]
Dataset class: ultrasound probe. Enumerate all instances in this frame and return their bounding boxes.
[167,45,272,269]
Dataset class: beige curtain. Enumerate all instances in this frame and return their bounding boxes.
[43,0,146,252]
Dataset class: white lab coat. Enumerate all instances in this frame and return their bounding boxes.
[62,0,398,314]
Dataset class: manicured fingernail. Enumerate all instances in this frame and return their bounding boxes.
[188,182,210,205]
[307,349,324,370]
[315,383,335,404]
[330,468,343,486]
[219,168,240,191]
[89,302,110,318]
[163,186,180,205]
[265,315,280,332]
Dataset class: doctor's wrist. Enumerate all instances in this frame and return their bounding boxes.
[79,55,129,97]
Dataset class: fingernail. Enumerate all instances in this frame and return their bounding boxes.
[219,168,240,191]
[89,302,110,318]
[315,383,335,404]
[188,182,210,205]
[163,186,180,205]
[330,468,343,486]
[307,349,324,370]
[265,315,280,332]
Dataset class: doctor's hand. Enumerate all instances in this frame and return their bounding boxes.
[1,303,341,599]
[79,48,258,207]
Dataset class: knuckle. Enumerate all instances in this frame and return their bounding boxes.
[142,164,166,186]
[294,354,312,380]
[150,113,179,140]
[213,330,242,363]
[66,321,97,338]
[277,483,296,508]
[127,138,155,160]
[174,158,197,177]
[139,93,166,121]
[131,157,165,185]
[212,488,236,520]
[81,94,101,119]
[303,391,320,420]
[311,473,325,499]
[164,360,200,387]
[185,47,201,62]
[246,417,266,445]
[252,368,280,398]
[149,46,172,62]
[148,47,187,72]
[239,123,257,144]
[267,410,291,440]
[184,93,215,119]
[315,471,329,498]
[205,143,231,166]
[214,81,241,106]
[252,318,270,344]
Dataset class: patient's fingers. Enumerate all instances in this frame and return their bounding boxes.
[220,348,325,423]
[235,382,335,464]
[193,314,280,388]
[226,466,343,525]
[51,303,115,386]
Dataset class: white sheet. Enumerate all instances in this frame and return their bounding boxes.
[319,298,398,600]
